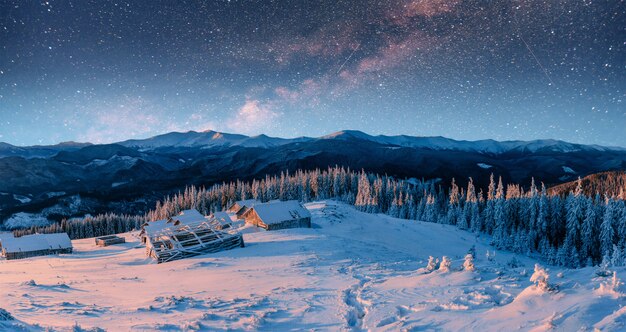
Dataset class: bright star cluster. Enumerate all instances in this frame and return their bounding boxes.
[0,0,624,146]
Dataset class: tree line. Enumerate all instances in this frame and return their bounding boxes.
[15,166,626,268]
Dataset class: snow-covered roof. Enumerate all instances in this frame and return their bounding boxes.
[212,211,233,227]
[249,200,311,225]
[231,199,261,209]
[143,219,170,235]
[0,232,14,249]
[171,209,205,225]
[0,232,14,242]
[1,233,72,253]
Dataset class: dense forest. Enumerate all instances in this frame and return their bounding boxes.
[15,167,626,268]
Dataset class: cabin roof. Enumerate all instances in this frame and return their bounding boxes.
[171,209,206,225]
[247,200,311,225]
[231,199,261,209]
[143,218,170,235]
[212,211,234,226]
[0,232,14,244]
[1,233,72,253]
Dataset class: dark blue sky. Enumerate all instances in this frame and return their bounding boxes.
[0,0,624,146]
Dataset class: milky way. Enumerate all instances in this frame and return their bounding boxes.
[0,0,624,146]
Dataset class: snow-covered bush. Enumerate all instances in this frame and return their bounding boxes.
[609,272,623,292]
[439,256,451,273]
[530,264,551,291]
[602,271,623,292]
[485,250,495,262]
[426,256,439,272]
[463,254,475,271]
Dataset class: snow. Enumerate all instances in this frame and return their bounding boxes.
[1,233,71,253]
[0,201,625,331]
[45,191,66,198]
[3,212,52,230]
[111,181,128,188]
[118,130,625,154]
[232,199,261,209]
[212,211,235,227]
[119,130,308,150]
[171,209,206,225]
[477,162,493,169]
[249,200,311,225]
[142,219,169,235]
[13,194,31,203]
[86,155,137,168]
[562,166,577,174]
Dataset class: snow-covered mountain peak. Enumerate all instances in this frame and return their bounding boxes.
[321,130,372,140]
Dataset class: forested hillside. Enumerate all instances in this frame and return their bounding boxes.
[18,167,626,269]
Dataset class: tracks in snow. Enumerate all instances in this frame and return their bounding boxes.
[342,266,373,330]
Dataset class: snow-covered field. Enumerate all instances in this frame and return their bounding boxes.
[1,201,625,331]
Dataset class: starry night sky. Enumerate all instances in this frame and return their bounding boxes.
[0,0,624,146]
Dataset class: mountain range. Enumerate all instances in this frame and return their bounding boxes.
[1,130,625,222]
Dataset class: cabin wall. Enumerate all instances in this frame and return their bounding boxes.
[4,248,72,260]
[266,217,311,231]
[244,212,264,228]
[96,237,125,247]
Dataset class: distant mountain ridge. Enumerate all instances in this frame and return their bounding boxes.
[1,129,625,224]
[2,130,624,157]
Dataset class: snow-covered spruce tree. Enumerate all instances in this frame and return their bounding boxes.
[483,174,496,234]
[597,253,612,277]
[463,254,475,271]
[561,183,586,268]
[609,271,623,292]
[446,178,460,225]
[439,256,452,272]
[423,194,437,222]
[16,165,620,266]
[466,178,481,233]
[611,245,624,267]
[530,264,551,291]
[581,196,600,265]
[600,200,616,262]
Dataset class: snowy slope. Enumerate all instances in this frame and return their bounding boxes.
[1,201,625,331]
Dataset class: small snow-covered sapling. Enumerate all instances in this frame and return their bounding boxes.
[530,264,551,291]
[439,256,451,273]
[463,254,475,271]
[426,256,439,272]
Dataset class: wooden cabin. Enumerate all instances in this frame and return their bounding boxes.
[95,235,125,247]
[140,218,169,244]
[1,233,72,260]
[210,211,236,230]
[228,199,261,218]
[243,200,311,231]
